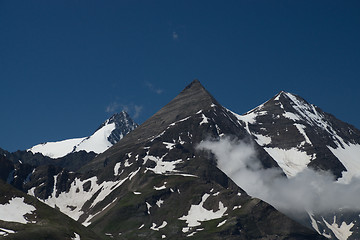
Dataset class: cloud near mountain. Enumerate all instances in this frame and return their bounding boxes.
[198,137,360,215]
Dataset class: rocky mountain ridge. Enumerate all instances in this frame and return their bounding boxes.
[2,80,359,239]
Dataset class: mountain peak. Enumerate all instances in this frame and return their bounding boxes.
[85,80,221,166]
[28,111,138,158]
[273,91,311,107]
[182,79,203,91]
[178,79,215,104]
[99,111,134,129]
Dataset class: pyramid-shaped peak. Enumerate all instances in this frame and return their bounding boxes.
[172,79,219,109]
[179,79,209,96]
[89,80,221,154]
[182,79,204,90]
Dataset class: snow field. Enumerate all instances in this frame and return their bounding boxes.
[0,197,36,224]
[179,193,227,228]
[36,166,140,223]
[264,147,314,177]
[199,114,210,125]
[323,216,354,240]
[28,114,135,158]
[0,228,15,236]
[328,143,360,183]
[150,221,167,231]
[72,232,81,240]
[143,151,183,174]
[29,138,85,158]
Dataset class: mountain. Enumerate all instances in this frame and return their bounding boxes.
[28,111,138,159]
[232,91,360,239]
[20,80,323,239]
[234,91,360,181]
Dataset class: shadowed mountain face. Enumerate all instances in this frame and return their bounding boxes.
[11,80,323,239]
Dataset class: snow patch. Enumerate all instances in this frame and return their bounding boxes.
[114,162,121,176]
[283,112,301,121]
[143,152,182,174]
[124,159,133,167]
[231,109,267,134]
[72,232,81,240]
[154,182,167,190]
[217,219,227,227]
[43,174,130,222]
[0,228,15,236]
[294,123,312,146]
[156,199,164,208]
[146,202,151,214]
[163,142,176,150]
[179,193,227,227]
[150,221,167,231]
[253,133,272,146]
[169,116,191,127]
[232,205,241,210]
[323,216,354,240]
[308,213,321,235]
[28,138,85,158]
[83,197,118,227]
[0,197,36,224]
[199,114,210,125]
[328,143,360,183]
[264,147,313,177]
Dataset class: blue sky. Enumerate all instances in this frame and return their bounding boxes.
[1,1,359,152]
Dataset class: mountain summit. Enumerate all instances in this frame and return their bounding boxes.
[28,111,138,158]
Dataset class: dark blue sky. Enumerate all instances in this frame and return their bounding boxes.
[1,1,359,152]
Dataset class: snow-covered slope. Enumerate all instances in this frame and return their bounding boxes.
[28,137,86,159]
[233,91,360,181]
[231,91,360,239]
[28,111,138,158]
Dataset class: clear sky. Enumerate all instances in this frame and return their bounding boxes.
[1,1,359,152]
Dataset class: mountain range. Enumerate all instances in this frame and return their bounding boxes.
[1,80,359,239]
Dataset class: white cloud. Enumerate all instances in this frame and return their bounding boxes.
[105,102,143,119]
[106,102,120,113]
[133,105,143,119]
[197,137,360,215]
[145,82,163,94]
[172,31,179,40]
